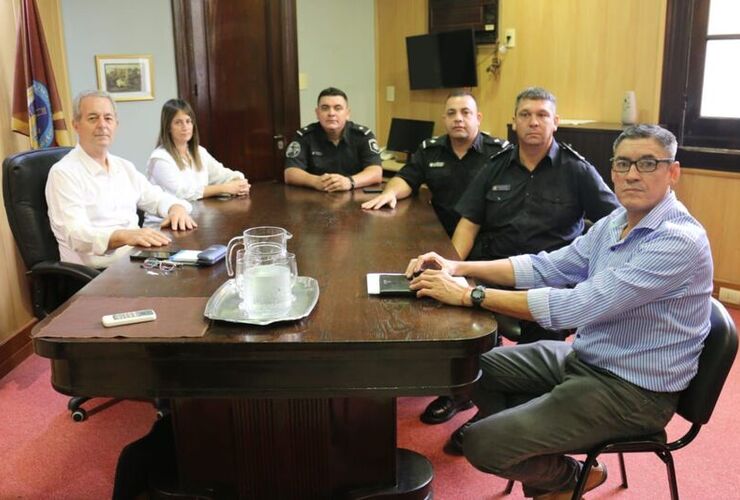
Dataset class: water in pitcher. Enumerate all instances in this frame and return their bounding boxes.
[243,264,293,318]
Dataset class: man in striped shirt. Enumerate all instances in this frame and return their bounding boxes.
[405,124,713,499]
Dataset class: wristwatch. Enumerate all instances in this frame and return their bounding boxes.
[470,285,486,308]
[347,176,356,190]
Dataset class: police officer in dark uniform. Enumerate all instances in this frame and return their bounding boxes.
[453,89,618,264]
[364,91,507,425]
[456,141,618,261]
[285,87,382,192]
[441,87,620,455]
[362,91,507,237]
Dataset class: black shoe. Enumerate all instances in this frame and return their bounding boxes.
[443,411,483,456]
[420,396,474,424]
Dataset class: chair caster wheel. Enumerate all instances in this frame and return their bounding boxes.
[156,409,168,420]
[71,408,87,422]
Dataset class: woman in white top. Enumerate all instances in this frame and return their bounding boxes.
[147,99,250,200]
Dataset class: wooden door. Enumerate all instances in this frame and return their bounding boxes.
[172,0,300,182]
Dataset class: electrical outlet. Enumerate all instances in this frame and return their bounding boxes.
[298,73,308,90]
[505,28,516,48]
[386,86,395,102]
[719,287,740,305]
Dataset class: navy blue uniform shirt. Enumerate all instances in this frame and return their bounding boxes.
[398,132,508,236]
[284,121,381,176]
[456,140,620,260]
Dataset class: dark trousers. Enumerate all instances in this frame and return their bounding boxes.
[464,341,679,497]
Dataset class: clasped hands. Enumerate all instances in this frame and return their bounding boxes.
[224,178,251,197]
[405,252,469,306]
[318,173,352,192]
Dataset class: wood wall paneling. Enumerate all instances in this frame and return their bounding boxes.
[375,0,667,142]
[1,1,34,345]
[375,0,738,293]
[1,0,72,345]
[675,168,740,287]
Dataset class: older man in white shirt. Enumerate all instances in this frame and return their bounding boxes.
[46,90,197,268]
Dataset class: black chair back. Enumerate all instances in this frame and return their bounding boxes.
[676,297,738,425]
[3,147,72,270]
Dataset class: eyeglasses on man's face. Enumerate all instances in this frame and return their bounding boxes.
[610,156,674,173]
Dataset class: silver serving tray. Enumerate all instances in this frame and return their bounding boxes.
[204,277,319,325]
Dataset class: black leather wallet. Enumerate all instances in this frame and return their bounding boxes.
[197,244,227,265]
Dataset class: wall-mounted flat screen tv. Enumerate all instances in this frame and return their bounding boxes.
[406,29,478,90]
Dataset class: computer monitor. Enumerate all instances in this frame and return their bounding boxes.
[386,118,435,158]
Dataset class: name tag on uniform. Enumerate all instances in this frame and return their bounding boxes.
[428,162,445,168]
[491,184,511,191]
[312,151,323,156]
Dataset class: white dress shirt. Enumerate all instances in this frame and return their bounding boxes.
[146,145,245,201]
[45,145,192,268]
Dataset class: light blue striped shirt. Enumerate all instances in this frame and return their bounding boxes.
[511,191,713,392]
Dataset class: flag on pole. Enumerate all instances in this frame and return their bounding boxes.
[11,0,70,149]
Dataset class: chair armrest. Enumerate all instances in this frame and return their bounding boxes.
[31,261,101,283]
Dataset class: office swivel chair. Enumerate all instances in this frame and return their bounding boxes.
[4,148,171,422]
[3,147,101,421]
[503,297,738,500]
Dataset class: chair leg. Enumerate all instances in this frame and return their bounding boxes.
[656,451,680,500]
[504,479,514,494]
[68,396,90,422]
[618,452,628,488]
[571,453,600,500]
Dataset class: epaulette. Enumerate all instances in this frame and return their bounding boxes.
[561,142,586,162]
[481,133,509,148]
[488,142,514,160]
[421,136,442,149]
[351,122,374,136]
[295,123,318,137]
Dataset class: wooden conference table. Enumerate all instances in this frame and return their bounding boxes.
[33,182,496,499]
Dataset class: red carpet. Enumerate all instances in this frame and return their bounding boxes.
[2,309,740,499]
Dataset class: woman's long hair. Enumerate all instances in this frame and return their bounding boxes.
[157,99,203,171]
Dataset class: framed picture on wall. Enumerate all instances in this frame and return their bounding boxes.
[95,54,154,101]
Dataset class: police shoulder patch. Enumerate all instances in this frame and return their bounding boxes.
[369,138,381,154]
[286,141,301,158]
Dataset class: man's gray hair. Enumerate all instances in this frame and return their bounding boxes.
[72,90,117,120]
[613,124,678,158]
[514,87,556,114]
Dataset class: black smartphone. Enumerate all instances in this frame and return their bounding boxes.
[363,186,384,193]
[129,250,176,261]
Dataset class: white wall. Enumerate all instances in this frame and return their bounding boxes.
[60,0,178,172]
[296,0,376,133]
[60,0,377,167]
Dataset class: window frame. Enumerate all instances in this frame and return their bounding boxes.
[660,0,740,171]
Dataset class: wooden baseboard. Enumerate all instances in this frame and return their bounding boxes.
[0,318,38,380]
[714,280,740,310]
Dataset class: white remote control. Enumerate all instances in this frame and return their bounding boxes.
[102,309,157,327]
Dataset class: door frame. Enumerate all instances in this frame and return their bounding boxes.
[171,0,300,180]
